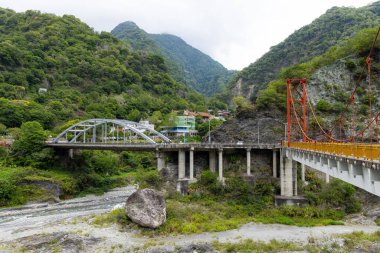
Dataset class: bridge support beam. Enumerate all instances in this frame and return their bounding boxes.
[273,150,277,178]
[178,150,186,179]
[156,152,166,171]
[281,156,296,197]
[209,150,216,172]
[246,148,251,176]
[218,148,224,182]
[189,147,194,180]
[301,164,305,182]
[68,149,74,159]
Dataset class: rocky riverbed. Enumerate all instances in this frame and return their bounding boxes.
[0,186,379,252]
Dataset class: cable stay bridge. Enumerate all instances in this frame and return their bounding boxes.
[48,27,380,197]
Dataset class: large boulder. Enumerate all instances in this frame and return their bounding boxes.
[125,188,166,228]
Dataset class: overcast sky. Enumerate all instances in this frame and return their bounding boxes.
[0,0,375,70]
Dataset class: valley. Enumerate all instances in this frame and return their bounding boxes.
[1,2,380,252]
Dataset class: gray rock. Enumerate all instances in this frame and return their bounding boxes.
[146,243,215,253]
[125,188,166,228]
[4,232,101,253]
[178,243,215,253]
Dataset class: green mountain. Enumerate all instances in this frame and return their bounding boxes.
[0,8,206,130]
[231,1,380,100]
[213,26,380,142]
[111,21,234,97]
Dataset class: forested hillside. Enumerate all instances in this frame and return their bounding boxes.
[111,21,234,96]
[0,8,206,131]
[230,1,380,100]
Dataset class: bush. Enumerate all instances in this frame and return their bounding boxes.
[197,170,223,195]
[0,178,15,204]
[319,179,361,214]
[82,150,119,175]
[345,60,356,72]
[136,169,162,189]
[316,100,333,112]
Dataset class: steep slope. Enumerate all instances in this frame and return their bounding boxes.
[0,8,206,130]
[111,21,234,96]
[212,27,380,143]
[230,1,380,100]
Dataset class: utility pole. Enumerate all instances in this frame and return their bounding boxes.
[257,120,260,144]
[208,119,211,143]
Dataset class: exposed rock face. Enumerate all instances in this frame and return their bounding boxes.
[210,108,284,144]
[125,188,166,228]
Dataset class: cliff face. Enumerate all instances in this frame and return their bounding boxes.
[212,56,380,143]
[210,109,285,144]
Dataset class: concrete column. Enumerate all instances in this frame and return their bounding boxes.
[209,150,216,172]
[189,147,194,180]
[325,173,330,183]
[272,150,277,178]
[326,158,331,183]
[246,148,251,176]
[281,156,294,197]
[293,161,298,196]
[218,148,223,181]
[68,149,74,159]
[156,152,166,171]
[301,164,305,182]
[280,148,284,195]
[178,150,186,179]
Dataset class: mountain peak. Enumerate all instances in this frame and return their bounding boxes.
[112,21,234,96]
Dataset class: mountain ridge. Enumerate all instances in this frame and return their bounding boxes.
[111,21,235,97]
[229,2,380,101]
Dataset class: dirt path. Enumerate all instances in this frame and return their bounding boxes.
[0,187,378,252]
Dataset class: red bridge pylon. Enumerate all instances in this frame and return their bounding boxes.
[287,78,307,145]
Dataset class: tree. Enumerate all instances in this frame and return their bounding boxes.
[11,121,53,167]
[197,119,223,137]
[233,96,253,112]
[0,123,6,135]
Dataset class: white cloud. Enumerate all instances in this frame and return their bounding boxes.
[0,0,374,69]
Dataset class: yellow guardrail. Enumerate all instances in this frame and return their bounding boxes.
[283,141,380,161]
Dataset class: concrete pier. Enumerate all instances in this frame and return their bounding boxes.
[301,164,305,182]
[246,148,251,175]
[156,152,166,171]
[189,147,194,180]
[218,148,223,181]
[178,150,186,179]
[282,156,294,197]
[209,150,216,172]
[273,150,277,178]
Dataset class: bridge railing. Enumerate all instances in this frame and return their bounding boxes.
[285,142,380,161]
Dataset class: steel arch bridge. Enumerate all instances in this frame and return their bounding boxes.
[52,119,171,144]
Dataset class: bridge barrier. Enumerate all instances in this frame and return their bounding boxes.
[286,142,380,161]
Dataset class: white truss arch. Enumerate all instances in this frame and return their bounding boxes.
[53,119,171,144]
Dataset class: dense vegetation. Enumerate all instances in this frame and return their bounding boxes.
[112,21,234,97]
[0,7,229,207]
[0,8,207,131]
[90,167,362,237]
[0,120,160,206]
[256,27,380,115]
[230,1,380,101]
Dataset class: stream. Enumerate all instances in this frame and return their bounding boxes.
[0,186,379,252]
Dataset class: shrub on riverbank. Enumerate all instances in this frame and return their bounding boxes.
[0,149,158,206]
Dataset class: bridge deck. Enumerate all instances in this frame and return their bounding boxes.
[287,142,380,161]
[46,142,281,151]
